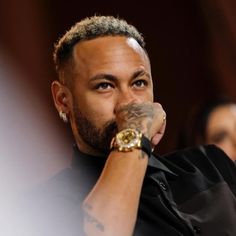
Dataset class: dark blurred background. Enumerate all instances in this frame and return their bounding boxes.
[0,0,236,195]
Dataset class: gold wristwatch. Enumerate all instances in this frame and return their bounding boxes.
[110,128,152,157]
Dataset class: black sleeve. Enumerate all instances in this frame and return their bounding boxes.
[203,144,236,196]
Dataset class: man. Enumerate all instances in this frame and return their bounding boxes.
[22,15,236,236]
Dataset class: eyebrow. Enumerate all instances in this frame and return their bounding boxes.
[89,69,151,82]
[132,70,151,80]
[90,74,117,82]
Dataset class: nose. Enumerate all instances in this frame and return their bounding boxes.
[231,132,236,146]
[228,133,236,161]
[232,135,236,147]
[114,89,141,113]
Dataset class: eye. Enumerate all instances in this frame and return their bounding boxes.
[95,82,114,90]
[210,132,228,144]
[132,80,148,88]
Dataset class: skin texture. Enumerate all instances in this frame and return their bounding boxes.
[206,104,236,161]
[51,36,166,236]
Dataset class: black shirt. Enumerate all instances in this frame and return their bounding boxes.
[19,144,236,236]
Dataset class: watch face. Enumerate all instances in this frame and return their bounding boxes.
[116,129,141,150]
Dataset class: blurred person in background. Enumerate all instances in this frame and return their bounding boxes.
[177,96,236,162]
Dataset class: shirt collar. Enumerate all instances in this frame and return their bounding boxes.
[148,154,178,177]
[72,144,177,177]
[71,145,107,168]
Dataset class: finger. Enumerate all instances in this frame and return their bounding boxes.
[151,118,166,146]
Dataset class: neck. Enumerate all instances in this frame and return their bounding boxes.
[75,135,107,157]
[77,142,105,157]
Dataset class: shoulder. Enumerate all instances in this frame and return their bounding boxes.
[160,144,236,191]
[16,167,86,236]
[162,144,233,167]
[162,144,235,168]
[27,165,92,208]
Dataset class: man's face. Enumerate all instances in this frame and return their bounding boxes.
[69,36,153,155]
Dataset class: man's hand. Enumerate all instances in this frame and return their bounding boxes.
[115,102,166,147]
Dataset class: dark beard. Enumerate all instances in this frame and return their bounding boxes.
[73,104,117,154]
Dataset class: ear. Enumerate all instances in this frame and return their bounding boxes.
[51,80,72,116]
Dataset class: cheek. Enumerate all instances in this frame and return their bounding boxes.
[147,88,154,102]
[83,98,115,124]
[215,141,233,157]
[149,91,154,102]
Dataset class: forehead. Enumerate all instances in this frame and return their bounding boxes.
[207,104,236,128]
[210,104,236,118]
[72,36,150,74]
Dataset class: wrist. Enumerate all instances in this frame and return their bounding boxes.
[110,128,152,158]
